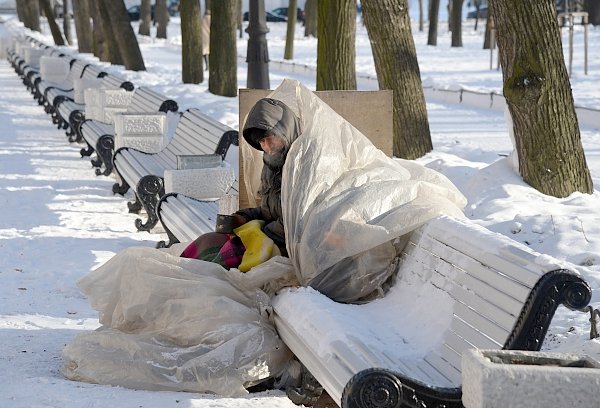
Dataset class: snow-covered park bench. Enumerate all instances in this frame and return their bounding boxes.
[56,71,135,142]
[155,148,239,248]
[112,107,238,232]
[19,45,67,92]
[271,215,592,407]
[33,58,102,126]
[80,86,178,176]
[9,37,47,77]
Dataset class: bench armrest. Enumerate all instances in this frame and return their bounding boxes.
[164,167,236,201]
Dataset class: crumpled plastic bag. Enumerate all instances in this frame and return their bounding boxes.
[63,248,296,396]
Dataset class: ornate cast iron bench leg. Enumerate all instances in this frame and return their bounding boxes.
[94,135,115,176]
[113,178,130,195]
[134,175,164,232]
[68,110,85,143]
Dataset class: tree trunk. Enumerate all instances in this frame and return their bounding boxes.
[63,0,73,45]
[304,0,317,37]
[40,0,66,45]
[418,0,424,31]
[96,1,124,64]
[99,0,146,70]
[180,0,203,83]
[209,0,237,96]
[490,0,593,196]
[90,0,109,61]
[72,0,93,53]
[483,10,493,49]
[16,0,25,24]
[316,0,356,90]
[427,0,440,45]
[284,0,297,60]
[450,0,463,47]
[139,0,152,36]
[238,0,243,38]
[362,0,432,159]
[156,0,169,39]
[585,0,600,25]
[20,0,41,31]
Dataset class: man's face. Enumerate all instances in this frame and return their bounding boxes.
[261,134,288,169]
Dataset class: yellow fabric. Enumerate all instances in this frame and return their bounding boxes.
[234,220,277,272]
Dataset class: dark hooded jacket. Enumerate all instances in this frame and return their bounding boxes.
[236,98,301,254]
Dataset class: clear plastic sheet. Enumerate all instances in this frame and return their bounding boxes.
[270,80,468,302]
[63,248,296,396]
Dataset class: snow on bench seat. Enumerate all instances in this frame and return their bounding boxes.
[271,215,591,407]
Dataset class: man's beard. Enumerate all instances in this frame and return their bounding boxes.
[263,145,289,170]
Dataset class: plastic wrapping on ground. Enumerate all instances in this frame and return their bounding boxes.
[63,79,467,395]
[63,247,297,396]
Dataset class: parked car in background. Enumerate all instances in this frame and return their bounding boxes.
[128,1,179,22]
[270,7,305,22]
[466,6,488,19]
[127,5,154,21]
[243,10,287,22]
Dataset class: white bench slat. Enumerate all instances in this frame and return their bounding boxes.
[414,233,535,302]
[412,359,455,388]
[449,316,503,349]
[401,242,527,320]
[423,219,548,287]
[438,343,463,374]
[161,201,217,241]
[423,352,462,385]
[274,315,351,404]
[453,302,510,345]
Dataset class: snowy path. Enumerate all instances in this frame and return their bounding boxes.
[0,46,598,405]
[0,61,298,408]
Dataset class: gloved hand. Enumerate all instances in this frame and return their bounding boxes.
[234,219,276,272]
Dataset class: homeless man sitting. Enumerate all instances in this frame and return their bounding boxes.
[180,97,301,270]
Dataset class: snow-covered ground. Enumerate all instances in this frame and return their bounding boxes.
[0,14,599,408]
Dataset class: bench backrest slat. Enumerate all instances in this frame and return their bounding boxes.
[422,219,546,287]
[160,109,234,163]
[127,87,178,113]
[423,353,461,385]
[401,243,527,319]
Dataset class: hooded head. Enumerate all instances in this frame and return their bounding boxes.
[242,98,301,169]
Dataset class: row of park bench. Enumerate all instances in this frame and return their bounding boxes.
[7,33,241,243]
[3,29,595,408]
